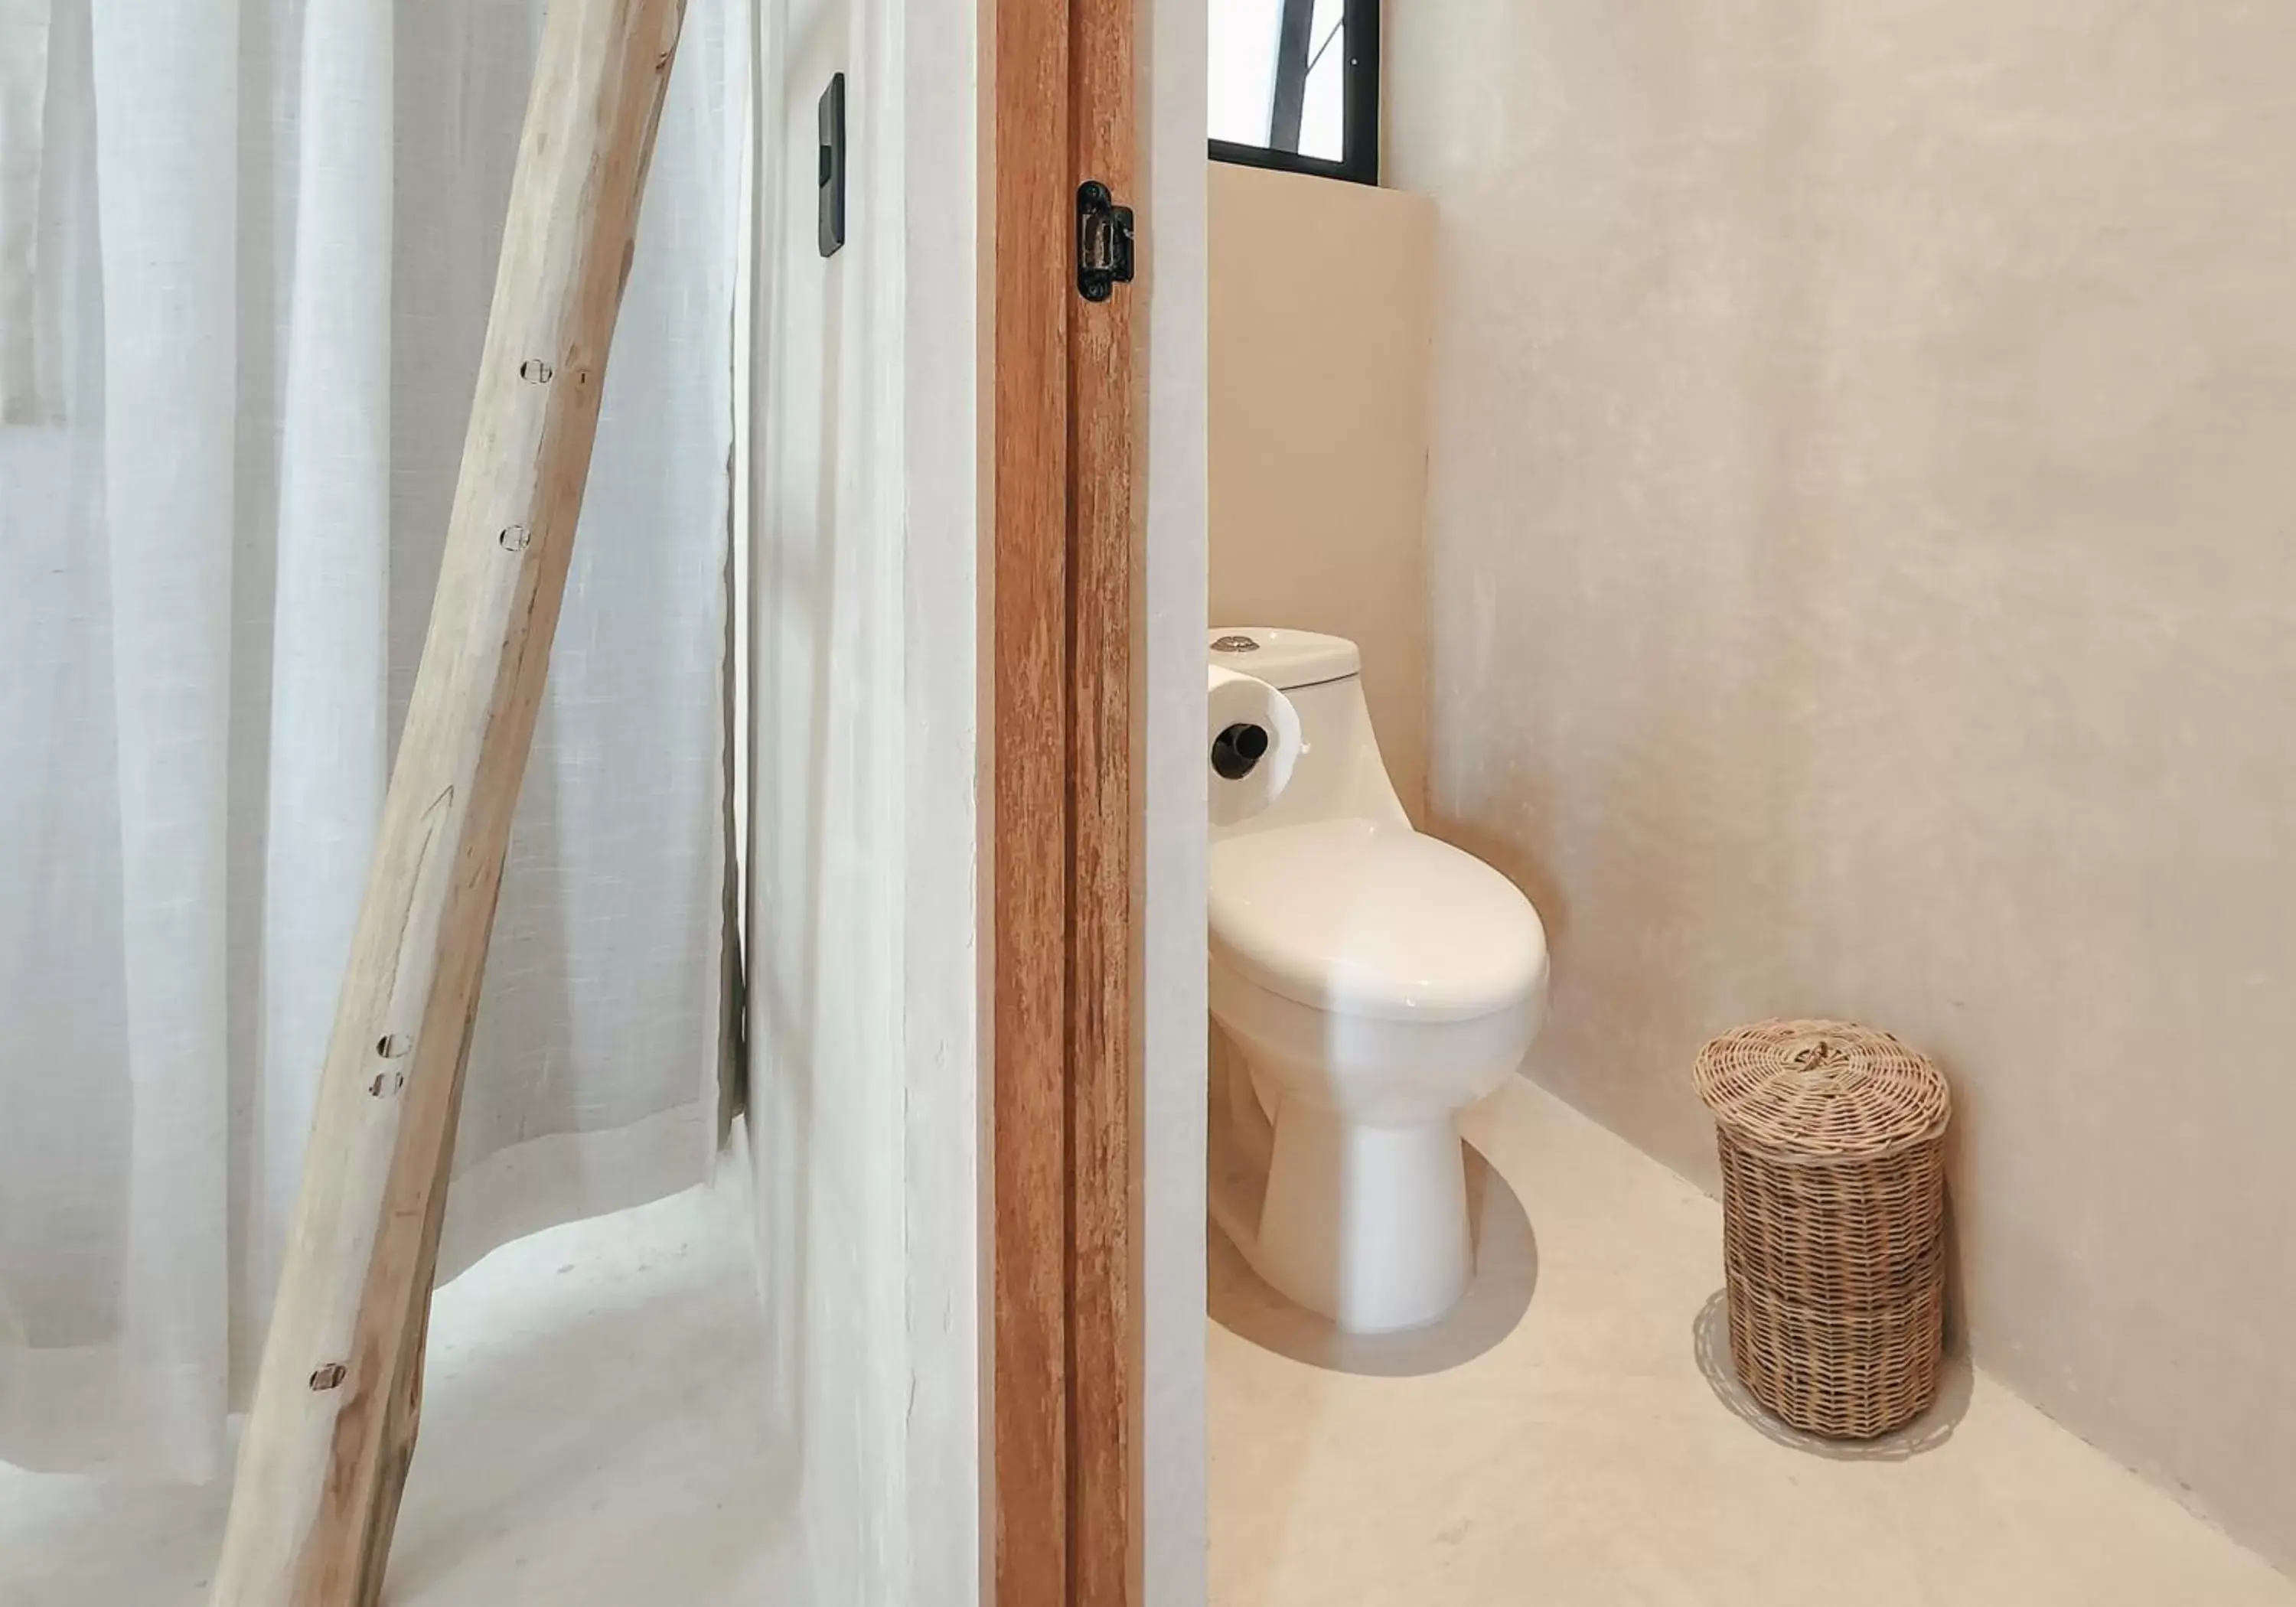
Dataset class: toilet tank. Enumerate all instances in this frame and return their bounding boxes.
[1208,627,1408,838]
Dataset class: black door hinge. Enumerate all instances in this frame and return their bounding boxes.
[1077,181,1135,302]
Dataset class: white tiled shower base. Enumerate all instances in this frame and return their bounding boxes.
[0,1178,781,1605]
[1210,1077,2296,1607]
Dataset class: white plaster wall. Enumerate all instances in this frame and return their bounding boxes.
[1389,0,2296,1570]
[1141,0,1208,1602]
[745,0,980,1597]
[899,0,985,1598]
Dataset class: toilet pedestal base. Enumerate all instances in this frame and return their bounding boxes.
[1255,1097,1472,1334]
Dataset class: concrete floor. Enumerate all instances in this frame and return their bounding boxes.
[0,1177,781,1605]
[12,1077,2290,1605]
[1210,1077,2296,1607]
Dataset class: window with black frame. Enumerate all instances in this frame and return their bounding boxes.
[1208,0,1379,185]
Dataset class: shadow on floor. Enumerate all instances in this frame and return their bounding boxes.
[1691,1288,1972,1461]
[1209,1143,1538,1378]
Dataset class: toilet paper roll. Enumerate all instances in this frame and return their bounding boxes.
[1208,665,1303,826]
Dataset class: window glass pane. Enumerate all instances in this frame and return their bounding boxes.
[1297,0,1346,161]
[1208,0,1287,148]
[1206,0,1375,181]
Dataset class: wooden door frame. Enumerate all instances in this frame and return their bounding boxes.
[990,0,1141,1599]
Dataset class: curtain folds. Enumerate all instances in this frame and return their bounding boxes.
[0,0,740,1479]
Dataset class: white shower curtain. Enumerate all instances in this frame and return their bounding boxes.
[0,0,742,1480]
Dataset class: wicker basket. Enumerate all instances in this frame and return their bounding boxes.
[1694,1019,1951,1439]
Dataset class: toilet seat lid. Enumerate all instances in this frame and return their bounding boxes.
[1209,819,1547,1024]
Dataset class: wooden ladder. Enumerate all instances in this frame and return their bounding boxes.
[208,2,690,1599]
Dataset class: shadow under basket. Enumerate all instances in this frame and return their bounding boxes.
[1698,1019,1952,1441]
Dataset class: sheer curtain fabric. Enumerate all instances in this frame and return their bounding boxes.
[0,0,739,1479]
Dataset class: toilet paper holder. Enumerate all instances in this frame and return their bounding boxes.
[1212,722,1270,780]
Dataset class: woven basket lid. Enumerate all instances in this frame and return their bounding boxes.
[1694,1019,1949,1159]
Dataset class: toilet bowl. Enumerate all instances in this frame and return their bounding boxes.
[1208,627,1549,1334]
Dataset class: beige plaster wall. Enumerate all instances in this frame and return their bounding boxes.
[1389,0,2296,1570]
[1209,161,1436,820]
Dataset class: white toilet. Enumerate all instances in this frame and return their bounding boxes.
[1209,627,1549,1334]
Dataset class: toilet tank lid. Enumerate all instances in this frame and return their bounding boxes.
[1206,627,1359,690]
